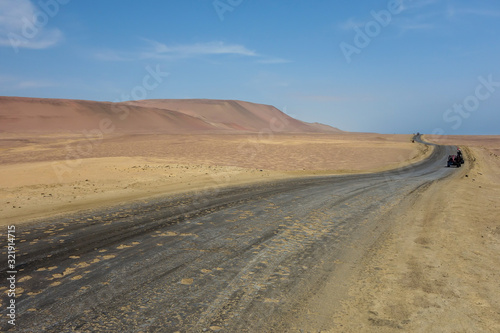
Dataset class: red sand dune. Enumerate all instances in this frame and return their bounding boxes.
[0,96,341,134]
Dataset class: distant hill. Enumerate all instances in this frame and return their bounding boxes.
[0,96,342,134]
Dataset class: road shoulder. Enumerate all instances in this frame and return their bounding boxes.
[328,146,500,332]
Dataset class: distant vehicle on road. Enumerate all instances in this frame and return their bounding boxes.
[447,148,464,167]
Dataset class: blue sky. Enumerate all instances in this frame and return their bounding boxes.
[1,0,499,134]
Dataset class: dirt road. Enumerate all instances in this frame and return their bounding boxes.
[328,145,500,333]
[0,138,459,332]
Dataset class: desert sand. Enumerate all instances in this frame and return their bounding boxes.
[0,96,429,225]
[317,136,500,332]
[1,97,498,332]
[0,132,426,225]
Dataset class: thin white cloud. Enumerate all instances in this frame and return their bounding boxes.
[93,39,289,65]
[0,0,64,51]
[395,2,500,33]
[338,1,441,35]
[393,4,444,34]
[140,39,258,59]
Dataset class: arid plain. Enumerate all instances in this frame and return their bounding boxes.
[322,136,500,332]
[1,97,499,332]
[0,97,428,225]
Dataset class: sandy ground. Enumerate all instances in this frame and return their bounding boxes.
[426,134,500,152]
[1,131,499,332]
[325,137,500,332]
[0,133,426,225]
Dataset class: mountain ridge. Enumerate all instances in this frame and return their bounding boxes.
[0,96,341,133]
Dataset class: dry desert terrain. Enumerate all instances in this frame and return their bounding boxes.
[326,136,500,332]
[0,132,427,225]
[1,97,498,332]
